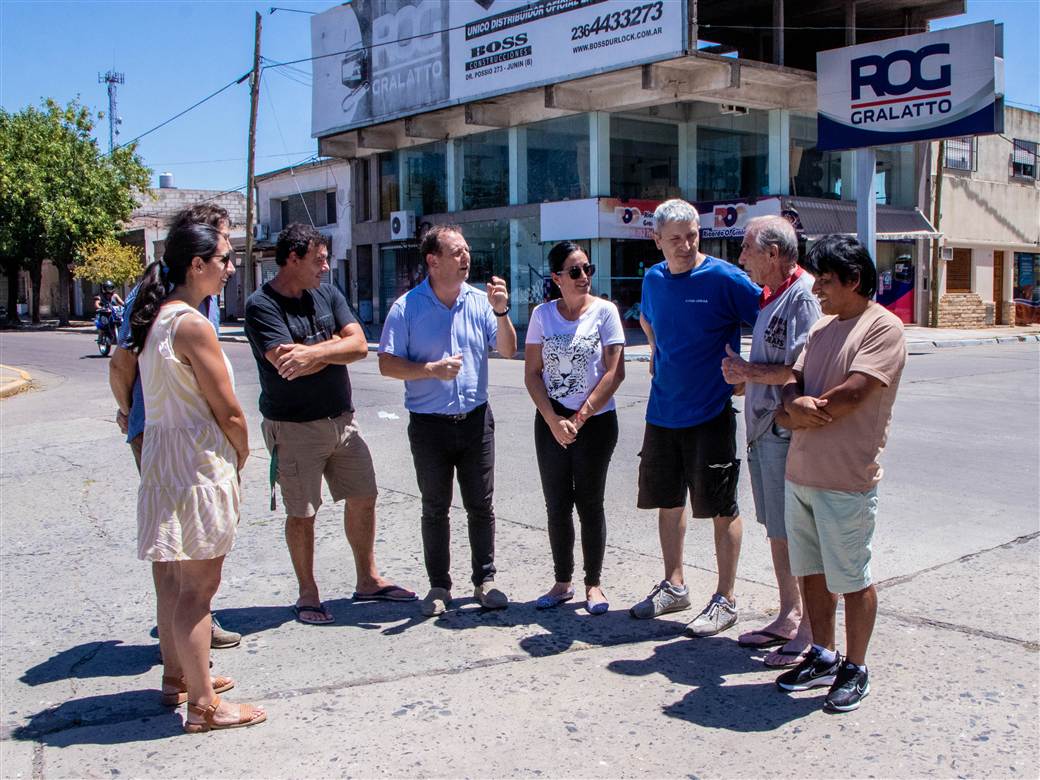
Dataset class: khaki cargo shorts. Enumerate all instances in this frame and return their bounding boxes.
[261,411,377,518]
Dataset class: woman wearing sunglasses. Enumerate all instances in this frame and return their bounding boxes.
[128,216,265,733]
[525,241,626,615]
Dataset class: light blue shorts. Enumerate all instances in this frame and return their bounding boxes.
[748,422,791,540]
[784,480,879,594]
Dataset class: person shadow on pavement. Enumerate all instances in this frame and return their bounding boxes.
[608,636,819,731]
[516,601,689,657]
[21,640,157,686]
[10,690,183,746]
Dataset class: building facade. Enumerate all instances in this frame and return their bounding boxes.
[929,106,1040,326]
[308,0,991,329]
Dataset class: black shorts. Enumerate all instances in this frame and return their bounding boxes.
[637,403,740,518]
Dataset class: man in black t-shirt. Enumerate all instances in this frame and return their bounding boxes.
[245,224,415,625]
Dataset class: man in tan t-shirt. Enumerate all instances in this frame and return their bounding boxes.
[771,235,906,714]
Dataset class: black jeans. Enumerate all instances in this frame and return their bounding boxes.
[534,400,619,587]
[407,403,496,590]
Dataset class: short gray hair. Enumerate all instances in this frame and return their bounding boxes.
[653,199,700,234]
[746,216,799,264]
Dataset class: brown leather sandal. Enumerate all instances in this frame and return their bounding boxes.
[184,694,267,733]
[160,674,235,707]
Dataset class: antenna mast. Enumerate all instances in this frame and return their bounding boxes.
[98,70,125,152]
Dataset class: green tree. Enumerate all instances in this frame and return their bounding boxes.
[74,237,144,285]
[0,99,151,325]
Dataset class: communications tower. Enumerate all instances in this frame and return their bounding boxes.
[98,70,124,152]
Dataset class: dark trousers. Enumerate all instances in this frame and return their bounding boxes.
[533,400,618,587]
[407,404,496,591]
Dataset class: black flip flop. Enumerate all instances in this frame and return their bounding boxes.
[292,603,334,625]
[737,630,792,649]
[352,585,418,602]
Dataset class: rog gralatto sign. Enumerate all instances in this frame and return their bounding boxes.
[816,21,1004,151]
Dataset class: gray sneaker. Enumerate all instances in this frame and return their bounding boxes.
[474,581,508,609]
[629,580,692,619]
[421,587,452,617]
[684,593,738,637]
[210,617,241,649]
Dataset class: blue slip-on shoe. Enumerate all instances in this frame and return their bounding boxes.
[535,589,575,610]
[586,599,609,616]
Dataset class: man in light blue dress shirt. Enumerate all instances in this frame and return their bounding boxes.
[378,224,517,617]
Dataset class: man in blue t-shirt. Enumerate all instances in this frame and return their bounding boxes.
[109,204,241,652]
[629,199,761,639]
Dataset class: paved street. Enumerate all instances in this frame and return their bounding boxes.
[1,330,1037,778]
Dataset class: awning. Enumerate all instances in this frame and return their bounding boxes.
[784,196,941,241]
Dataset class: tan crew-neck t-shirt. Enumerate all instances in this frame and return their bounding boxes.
[785,303,907,492]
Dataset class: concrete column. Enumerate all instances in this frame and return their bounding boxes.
[590,239,611,299]
[841,150,857,201]
[509,219,523,326]
[678,122,698,200]
[856,148,877,264]
[768,109,791,195]
[509,126,528,205]
[589,112,611,197]
[446,139,463,214]
[397,150,409,212]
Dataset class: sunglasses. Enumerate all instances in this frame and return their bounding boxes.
[211,251,235,267]
[559,263,596,280]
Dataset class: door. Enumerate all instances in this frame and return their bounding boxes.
[993,251,1005,325]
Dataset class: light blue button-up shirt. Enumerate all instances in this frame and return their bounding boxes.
[379,279,498,414]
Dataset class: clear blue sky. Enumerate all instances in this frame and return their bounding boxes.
[2,0,1037,193]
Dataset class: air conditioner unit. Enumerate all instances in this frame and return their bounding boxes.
[390,210,416,241]
[253,223,269,241]
[719,104,749,116]
[941,246,954,261]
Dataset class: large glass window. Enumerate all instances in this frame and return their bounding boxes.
[355,244,373,324]
[790,113,842,199]
[610,117,679,200]
[379,244,424,322]
[354,159,372,222]
[874,145,915,207]
[462,130,509,210]
[463,219,510,284]
[401,142,447,215]
[378,152,399,220]
[526,114,589,203]
[610,239,661,328]
[695,110,768,201]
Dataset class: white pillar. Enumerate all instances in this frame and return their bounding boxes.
[841,150,857,201]
[590,238,611,299]
[509,127,528,205]
[446,139,463,213]
[589,112,610,197]
[678,122,698,201]
[856,148,877,265]
[768,109,791,195]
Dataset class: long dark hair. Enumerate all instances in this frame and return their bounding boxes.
[128,221,222,352]
[546,241,584,302]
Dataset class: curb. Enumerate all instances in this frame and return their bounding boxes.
[0,364,33,399]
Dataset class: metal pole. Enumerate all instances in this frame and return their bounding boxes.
[243,12,262,300]
[856,148,877,267]
[929,139,946,327]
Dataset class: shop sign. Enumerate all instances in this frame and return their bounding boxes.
[312,0,685,138]
[699,198,782,239]
[816,22,1003,151]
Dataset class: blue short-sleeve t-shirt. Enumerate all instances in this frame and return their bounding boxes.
[640,256,761,428]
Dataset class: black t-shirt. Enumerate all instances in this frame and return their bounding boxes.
[245,282,358,422]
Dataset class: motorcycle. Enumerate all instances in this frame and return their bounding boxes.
[94,303,123,357]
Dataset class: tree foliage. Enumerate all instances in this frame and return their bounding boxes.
[0,99,151,324]
[74,238,144,284]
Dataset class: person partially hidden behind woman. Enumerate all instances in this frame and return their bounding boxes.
[128,217,266,733]
[525,241,626,615]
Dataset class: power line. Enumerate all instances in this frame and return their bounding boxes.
[115,75,246,150]
[150,151,315,166]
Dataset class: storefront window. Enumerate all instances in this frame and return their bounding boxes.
[401,142,447,215]
[695,110,768,201]
[1014,252,1040,325]
[526,114,590,203]
[355,244,373,324]
[790,113,842,199]
[462,130,509,210]
[874,145,916,207]
[378,243,424,322]
[610,239,662,328]
[463,219,510,284]
[610,117,679,200]
[378,152,399,220]
[875,241,916,323]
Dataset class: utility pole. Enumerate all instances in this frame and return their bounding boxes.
[243,11,262,302]
[98,70,124,152]
[929,139,946,328]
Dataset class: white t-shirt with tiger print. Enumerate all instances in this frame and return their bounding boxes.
[526,298,625,414]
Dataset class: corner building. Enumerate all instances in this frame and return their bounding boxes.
[311,0,968,329]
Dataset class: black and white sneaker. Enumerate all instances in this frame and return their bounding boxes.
[776,646,842,691]
[824,662,870,712]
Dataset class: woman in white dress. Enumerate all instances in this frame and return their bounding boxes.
[525,241,626,615]
[128,219,265,733]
